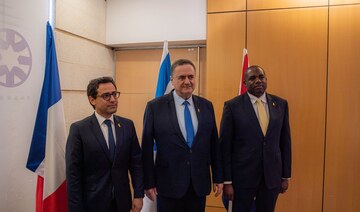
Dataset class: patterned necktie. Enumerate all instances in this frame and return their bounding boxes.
[183,101,194,148]
[256,99,269,135]
[104,120,116,161]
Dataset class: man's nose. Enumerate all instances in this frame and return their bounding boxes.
[184,77,191,83]
[254,77,262,83]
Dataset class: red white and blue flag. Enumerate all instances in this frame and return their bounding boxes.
[227,48,251,212]
[239,48,249,95]
[26,22,67,212]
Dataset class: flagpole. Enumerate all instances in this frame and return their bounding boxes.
[228,200,233,212]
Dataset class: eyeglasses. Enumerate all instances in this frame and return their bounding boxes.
[97,91,120,101]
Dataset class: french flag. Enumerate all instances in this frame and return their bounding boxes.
[26,22,67,212]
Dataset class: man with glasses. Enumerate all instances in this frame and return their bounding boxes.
[66,77,144,212]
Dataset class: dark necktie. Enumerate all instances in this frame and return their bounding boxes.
[104,120,116,161]
[183,101,194,148]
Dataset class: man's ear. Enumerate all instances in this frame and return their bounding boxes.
[88,96,96,107]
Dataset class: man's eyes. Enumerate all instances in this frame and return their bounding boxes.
[103,93,111,98]
[249,75,265,80]
[178,76,194,80]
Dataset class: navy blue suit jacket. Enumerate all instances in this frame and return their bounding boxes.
[142,91,223,198]
[220,93,291,189]
[66,114,144,212]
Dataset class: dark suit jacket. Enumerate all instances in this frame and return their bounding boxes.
[66,114,144,212]
[220,93,291,189]
[142,91,223,198]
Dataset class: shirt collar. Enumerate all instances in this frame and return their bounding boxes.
[247,92,267,104]
[94,111,114,125]
[173,91,194,106]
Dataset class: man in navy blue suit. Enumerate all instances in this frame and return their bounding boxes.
[66,77,144,212]
[220,65,291,212]
[142,59,223,212]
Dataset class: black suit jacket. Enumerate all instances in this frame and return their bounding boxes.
[220,93,291,189]
[142,91,223,198]
[66,114,144,212]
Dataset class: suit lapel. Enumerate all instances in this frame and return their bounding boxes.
[242,94,264,136]
[191,95,202,148]
[168,92,190,149]
[114,116,124,160]
[266,94,277,135]
[90,114,112,162]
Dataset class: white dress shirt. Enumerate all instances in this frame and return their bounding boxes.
[173,91,198,141]
[94,111,117,148]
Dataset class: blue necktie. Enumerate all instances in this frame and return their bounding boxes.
[183,101,194,148]
[104,120,116,161]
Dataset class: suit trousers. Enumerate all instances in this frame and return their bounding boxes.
[233,174,280,212]
[157,182,206,212]
[108,199,118,212]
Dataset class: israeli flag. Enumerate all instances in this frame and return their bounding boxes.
[155,40,173,97]
[143,41,172,212]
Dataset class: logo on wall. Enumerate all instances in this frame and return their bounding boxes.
[0,28,32,88]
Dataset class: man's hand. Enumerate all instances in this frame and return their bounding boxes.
[279,179,289,194]
[224,184,234,201]
[213,183,223,197]
[131,198,143,212]
[145,187,158,201]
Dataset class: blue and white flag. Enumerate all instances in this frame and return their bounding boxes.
[143,40,172,212]
[155,40,173,97]
[26,22,67,212]
[153,41,172,151]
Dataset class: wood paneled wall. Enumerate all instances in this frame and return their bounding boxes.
[324,5,360,212]
[248,7,328,212]
[207,1,360,212]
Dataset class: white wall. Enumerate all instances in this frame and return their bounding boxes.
[106,0,207,46]
[55,0,115,132]
[56,0,107,43]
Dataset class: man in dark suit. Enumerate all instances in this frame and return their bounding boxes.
[66,77,144,212]
[142,59,223,212]
[220,65,291,212]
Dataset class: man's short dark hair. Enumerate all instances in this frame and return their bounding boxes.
[87,77,117,108]
[170,59,196,76]
[244,65,266,81]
